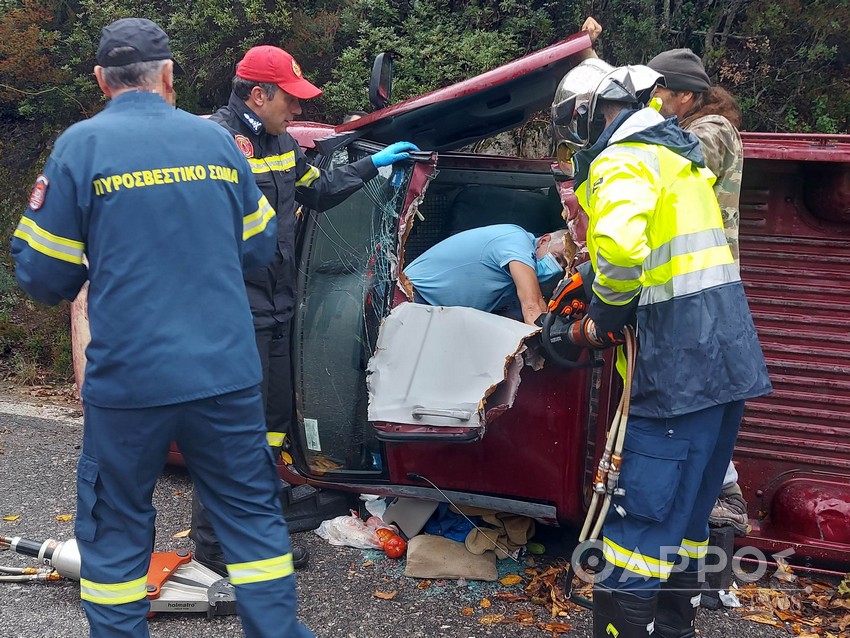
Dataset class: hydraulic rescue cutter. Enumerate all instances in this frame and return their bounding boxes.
[1,534,237,618]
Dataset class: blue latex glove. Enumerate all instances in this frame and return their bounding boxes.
[371,141,420,168]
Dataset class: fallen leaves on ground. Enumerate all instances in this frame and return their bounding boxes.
[2,514,20,521]
[500,574,524,586]
[362,560,374,568]
[417,579,432,590]
[478,614,504,625]
[480,598,491,608]
[460,607,474,617]
[55,514,73,522]
[735,568,850,636]
[171,529,190,539]
[493,592,528,602]
[535,621,573,634]
[372,590,397,600]
[524,563,584,618]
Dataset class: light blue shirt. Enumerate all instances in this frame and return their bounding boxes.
[404,224,538,313]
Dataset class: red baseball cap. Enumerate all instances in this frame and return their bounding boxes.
[236,46,322,99]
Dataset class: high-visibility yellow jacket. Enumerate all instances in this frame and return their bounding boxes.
[574,108,771,418]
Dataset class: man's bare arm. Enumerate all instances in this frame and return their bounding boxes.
[509,261,548,325]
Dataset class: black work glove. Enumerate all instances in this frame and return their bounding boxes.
[565,315,625,350]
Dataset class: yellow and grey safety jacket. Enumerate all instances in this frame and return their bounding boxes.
[211,92,378,329]
[574,108,771,418]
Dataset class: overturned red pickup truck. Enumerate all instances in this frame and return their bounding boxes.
[72,32,850,568]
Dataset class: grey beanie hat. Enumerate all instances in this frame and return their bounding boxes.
[647,48,711,93]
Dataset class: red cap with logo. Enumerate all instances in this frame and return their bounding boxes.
[236,46,322,99]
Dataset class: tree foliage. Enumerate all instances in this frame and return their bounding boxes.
[0,0,846,141]
[0,0,847,380]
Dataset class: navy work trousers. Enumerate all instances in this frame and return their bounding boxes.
[190,321,292,554]
[600,400,744,593]
[76,386,313,638]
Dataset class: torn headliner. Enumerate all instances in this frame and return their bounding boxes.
[366,303,540,431]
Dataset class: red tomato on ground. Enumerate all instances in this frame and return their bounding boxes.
[383,535,407,559]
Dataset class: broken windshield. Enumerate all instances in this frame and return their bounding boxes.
[293,147,414,476]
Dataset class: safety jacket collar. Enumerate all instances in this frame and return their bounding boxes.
[572,107,704,186]
[226,91,266,136]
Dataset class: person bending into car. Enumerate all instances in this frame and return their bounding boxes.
[404,224,570,325]
[189,44,418,575]
[12,18,313,638]
[550,61,771,638]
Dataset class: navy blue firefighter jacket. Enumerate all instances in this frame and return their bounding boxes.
[210,93,379,329]
[12,91,277,409]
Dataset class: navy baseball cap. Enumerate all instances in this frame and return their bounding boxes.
[96,18,184,74]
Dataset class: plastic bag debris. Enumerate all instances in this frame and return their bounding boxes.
[719,589,741,608]
[314,511,398,550]
[360,494,388,519]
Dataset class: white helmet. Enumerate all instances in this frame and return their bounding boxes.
[552,62,664,157]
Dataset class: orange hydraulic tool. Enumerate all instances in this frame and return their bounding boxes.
[540,263,597,369]
[547,268,589,319]
[146,549,237,618]
[1,535,237,619]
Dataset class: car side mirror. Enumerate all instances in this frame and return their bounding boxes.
[369,52,393,110]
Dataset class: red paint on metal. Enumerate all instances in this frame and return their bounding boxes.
[742,132,850,161]
[734,157,850,565]
[288,122,334,150]
[332,33,592,134]
[767,480,850,544]
[383,362,592,524]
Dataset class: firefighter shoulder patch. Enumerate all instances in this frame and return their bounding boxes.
[234,135,254,159]
[28,175,49,211]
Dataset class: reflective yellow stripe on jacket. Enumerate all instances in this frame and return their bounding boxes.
[577,141,737,309]
[228,553,294,585]
[13,217,85,264]
[80,575,147,605]
[243,195,275,240]
[248,153,296,174]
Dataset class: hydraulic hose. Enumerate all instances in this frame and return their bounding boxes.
[566,326,636,609]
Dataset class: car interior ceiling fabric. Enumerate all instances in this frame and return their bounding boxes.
[446,184,565,237]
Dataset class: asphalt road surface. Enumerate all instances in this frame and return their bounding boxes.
[0,400,791,638]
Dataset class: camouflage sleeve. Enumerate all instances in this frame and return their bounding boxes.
[687,116,743,267]
[688,116,728,180]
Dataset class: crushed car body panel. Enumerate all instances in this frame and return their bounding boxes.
[367,303,538,433]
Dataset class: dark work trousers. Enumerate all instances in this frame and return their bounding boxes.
[599,400,744,594]
[256,321,294,455]
[190,321,293,556]
[78,387,312,638]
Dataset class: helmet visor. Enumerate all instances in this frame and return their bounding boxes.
[551,94,587,151]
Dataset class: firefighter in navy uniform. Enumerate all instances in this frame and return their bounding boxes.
[189,44,418,573]
[12,18,313,638]
[549,62,771,638]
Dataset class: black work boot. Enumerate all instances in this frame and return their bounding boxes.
[592,585,657,638]
[190,491,310,574]
[194,543,309,575]
[655,570,701,638]
[291,545,309,569]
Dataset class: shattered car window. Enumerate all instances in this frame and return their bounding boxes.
[294,147,412,475]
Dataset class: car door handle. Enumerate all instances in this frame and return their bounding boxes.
[411,407,473,422]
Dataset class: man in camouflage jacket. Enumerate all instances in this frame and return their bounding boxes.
[648,48,743,265]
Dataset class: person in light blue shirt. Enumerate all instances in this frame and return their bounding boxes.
[404,224,569,325]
